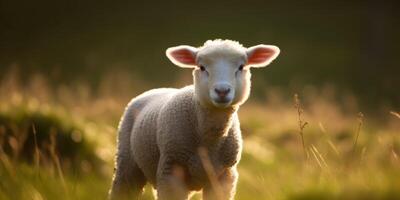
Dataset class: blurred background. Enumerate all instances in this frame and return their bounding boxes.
[1,0,399,109]
[0,0,399,199]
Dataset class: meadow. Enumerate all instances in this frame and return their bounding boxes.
[0,69,399,200]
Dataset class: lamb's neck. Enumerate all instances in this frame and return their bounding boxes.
[195,101,238,144]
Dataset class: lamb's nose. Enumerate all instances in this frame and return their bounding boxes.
[214,87,231,98]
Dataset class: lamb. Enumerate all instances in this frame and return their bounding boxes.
[109,39,280,200]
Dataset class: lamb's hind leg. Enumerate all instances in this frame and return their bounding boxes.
[109,102,146,199]
[110,157,146,200]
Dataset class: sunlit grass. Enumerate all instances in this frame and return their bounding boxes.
[0,71,399,199]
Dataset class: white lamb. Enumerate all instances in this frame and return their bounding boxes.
[109,39,280,200]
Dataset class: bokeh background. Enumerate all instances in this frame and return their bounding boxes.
[2,0,400,108]
[0,0,399,199]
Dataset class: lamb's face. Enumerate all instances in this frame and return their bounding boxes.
[166,40,280,109]
[193,47,249,108]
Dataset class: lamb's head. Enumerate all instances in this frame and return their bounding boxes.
[166,39,280,109]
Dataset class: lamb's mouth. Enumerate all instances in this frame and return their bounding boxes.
[212,98,232,108]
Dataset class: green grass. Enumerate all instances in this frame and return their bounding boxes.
[0,75,399,200]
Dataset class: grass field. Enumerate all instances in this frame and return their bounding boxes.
[0,71,399,200]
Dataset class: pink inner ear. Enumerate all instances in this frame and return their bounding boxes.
[170,49,196,65]
[247,48,275,64]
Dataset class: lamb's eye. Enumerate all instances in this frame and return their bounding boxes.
[238,64,244,71]
[199,65,206,71]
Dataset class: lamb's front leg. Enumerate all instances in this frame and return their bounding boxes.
[202,168,238,200]
[156,156,190,200]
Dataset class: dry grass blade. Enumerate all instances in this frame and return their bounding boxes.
[0,125,16,178]
[309,147,322,169]
[352,112,364,153]
[294,94,308,159]
[32,124,40,171]
[360,147,367,163]
[198,147,224,200]
[327,141,340,156]
[48,128,68,194]
[392,149,399,161]
[318,122,340,156]
[311,145,329,169]
[0,149,15,178]
[390,111,400,119]
[389,111,399,164]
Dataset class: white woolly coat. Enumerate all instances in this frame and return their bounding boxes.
[118,85,242,191]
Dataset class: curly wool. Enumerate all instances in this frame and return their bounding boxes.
[110,85,242,199]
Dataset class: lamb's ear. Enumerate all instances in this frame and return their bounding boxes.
[246,45,280,68]
[166,45,198,68]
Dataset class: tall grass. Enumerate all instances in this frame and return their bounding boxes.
[293,94,308,160]
[0,70,399,199]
